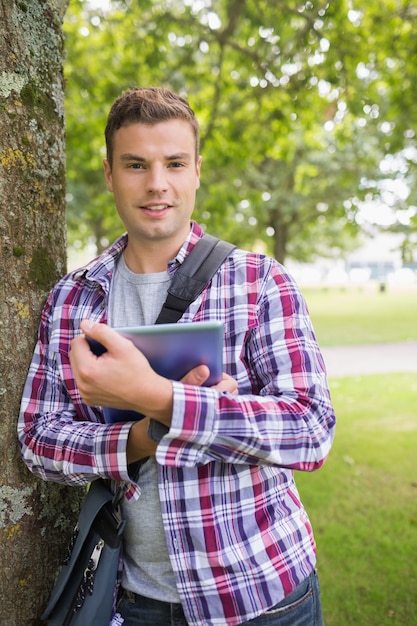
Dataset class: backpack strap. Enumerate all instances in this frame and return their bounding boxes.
[155,234,235,324]
[148,234,235,443]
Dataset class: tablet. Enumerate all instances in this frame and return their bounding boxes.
[86,320,224,423]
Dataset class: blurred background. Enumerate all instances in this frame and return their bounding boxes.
[62,6,417,624]
[64,0,417,297]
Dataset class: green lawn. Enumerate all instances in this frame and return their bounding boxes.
[296,373,417,625]
[302,285,417,346]
[293,288,417,624]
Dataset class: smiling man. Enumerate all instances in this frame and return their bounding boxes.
[18,87,336,626]
[103,119,202,272]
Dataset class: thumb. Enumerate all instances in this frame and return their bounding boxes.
[180,364,210,387]
[80,318,97,335]
[81,320,124,356]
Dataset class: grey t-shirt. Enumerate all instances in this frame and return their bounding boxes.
[109,254,180,602]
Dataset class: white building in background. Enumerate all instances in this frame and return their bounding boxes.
[345,232,403,281]
[286,231,417,287]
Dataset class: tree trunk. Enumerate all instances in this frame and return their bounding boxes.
[269,207,288,265]
[0,2,83,623]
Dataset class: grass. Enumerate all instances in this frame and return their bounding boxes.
[297,287,417,626]
[292,287,417,625]
[301,285,417,346]
[296,373,417,625]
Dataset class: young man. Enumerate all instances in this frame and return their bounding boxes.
[18,87,336,626]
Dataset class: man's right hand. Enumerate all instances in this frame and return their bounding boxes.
[126,365,237,464]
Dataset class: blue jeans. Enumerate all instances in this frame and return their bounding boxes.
[118,569,323,625]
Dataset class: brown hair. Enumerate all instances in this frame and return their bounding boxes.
[104,87,200,168]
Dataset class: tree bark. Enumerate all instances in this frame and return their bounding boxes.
[0,1,83,623]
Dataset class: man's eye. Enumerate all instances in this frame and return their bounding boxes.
[169,162,184,168]
[129,163,145,169]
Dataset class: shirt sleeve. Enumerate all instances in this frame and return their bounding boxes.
[155,258,336,470]
[17,288,134,487]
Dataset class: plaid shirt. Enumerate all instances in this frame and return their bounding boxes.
[19,221,336,626]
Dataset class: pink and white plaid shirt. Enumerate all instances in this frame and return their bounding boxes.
[19,221,336,626]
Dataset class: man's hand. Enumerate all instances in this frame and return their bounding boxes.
[71,320,238,465]
[126,365,238,464]
[70,320,174,422]
[177,365,238,395]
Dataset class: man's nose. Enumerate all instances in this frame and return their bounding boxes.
[145,164,168,193]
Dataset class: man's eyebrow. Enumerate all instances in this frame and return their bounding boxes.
[119,152,192,162]
[120,153,146,162]
[166,152,192,161]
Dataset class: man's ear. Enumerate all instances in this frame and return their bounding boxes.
[196,155,202,190]
[103,159,113,192]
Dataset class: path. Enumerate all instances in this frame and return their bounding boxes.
[321,341,417,378]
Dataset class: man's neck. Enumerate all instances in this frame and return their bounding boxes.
[122,246,165,274]
[123,239,182,274]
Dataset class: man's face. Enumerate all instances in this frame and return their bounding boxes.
[104,119,202,247]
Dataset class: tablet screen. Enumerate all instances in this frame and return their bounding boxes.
[86,321,224,423]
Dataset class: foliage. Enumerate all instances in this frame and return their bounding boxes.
[63,0,417,262]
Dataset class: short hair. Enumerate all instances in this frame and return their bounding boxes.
[104,87,200,168]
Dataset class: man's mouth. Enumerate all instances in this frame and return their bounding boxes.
[142,204,170,211]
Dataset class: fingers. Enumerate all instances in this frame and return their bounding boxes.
[69,320,153,409]
[213,372,238,395]
[80,319,128,355]
[180,366,238,395]
[72,321,239,411]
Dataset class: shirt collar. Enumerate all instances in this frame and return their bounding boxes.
[70,233,128,282]
[70,221,205,281]
[184,220,206,252]
[168,221,205,272]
